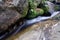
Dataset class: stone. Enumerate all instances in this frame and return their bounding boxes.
[10,0,41,17]
[6,20,58,40]
[50,22,60,40]
[0,8,21,33]
[0,0,41,18]
[0,0,28,17]
[52,13,60,20]
[0,0,29,33]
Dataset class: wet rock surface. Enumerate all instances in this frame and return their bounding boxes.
[6,19,59,40]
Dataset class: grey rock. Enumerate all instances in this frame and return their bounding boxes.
[43,21,60,40]
[13,20,58,40]
[52,12,60,20]
[0,0,28,17]
[0,0,29,32]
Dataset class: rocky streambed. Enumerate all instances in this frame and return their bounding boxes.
[0,0,60,40]
[6,12,60,40]
[6,19,60,40]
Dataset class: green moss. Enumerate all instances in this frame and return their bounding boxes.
[39,9,44,15]
[54,5,59,11]
[27,9,37,19]
[44,6,49,13]
[21,7,28,18]
[28,0,38,9]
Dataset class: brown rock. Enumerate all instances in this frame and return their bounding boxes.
[0,0,28,33]
[0,0,28,17]
[0,8,21,33]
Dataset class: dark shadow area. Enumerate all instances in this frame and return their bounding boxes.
[0,18,25,40]
[37,3,51,16]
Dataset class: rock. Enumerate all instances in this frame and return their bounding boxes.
[10,0,41,17]
[0,0,29,33]
[11,0,28,17]
[6,20,58,40]
[50,22,60,40]
[42,21,60,40]
[17,20,59,40]
[51,13,60,20]
[0,0,28,17]
[14,0,28,17]
[0,0,42,33]
[0,8,21,33]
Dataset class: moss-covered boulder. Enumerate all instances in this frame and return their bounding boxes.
[13,0,41,17]
[0,0,28,17]
[12,0,29,17]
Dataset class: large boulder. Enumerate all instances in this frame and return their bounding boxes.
[0,8,21,33]
[5,0,29,17]
[0,0,28,17]
[0,0,29,33]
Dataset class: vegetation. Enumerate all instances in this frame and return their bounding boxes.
[54,5,59,11]
[26,0,49,19]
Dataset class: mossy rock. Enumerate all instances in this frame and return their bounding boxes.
[36,8,44,15]
[15,0,29,17]
[27,9,37,19]
[0,0,29,18]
